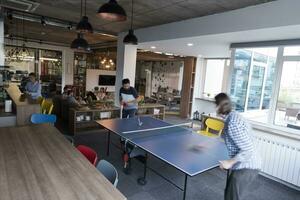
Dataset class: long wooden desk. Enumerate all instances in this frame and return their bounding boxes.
[0,124,126,200]
[5,83,40,125]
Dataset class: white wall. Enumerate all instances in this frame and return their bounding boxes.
[86,69,116,92]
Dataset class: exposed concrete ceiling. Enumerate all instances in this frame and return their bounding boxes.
[2,0,275,46]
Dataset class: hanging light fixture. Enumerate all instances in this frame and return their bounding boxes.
[99,49,115,69]
[97,0,127,22]
[71,33,89,50]
[77,0,93,33]
[123,0,138,45]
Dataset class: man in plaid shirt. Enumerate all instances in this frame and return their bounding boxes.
[215,93,261,200]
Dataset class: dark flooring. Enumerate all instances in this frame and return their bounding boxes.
[71,122,300,200]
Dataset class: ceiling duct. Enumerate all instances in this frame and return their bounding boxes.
[0,0,40,12]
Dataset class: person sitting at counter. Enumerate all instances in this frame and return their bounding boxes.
[25,73,41,99]
[94,87,107,100]
[67,90,80,106]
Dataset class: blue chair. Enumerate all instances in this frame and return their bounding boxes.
[31,113,74,144]
[96,160,119,187]
[30,114,57,124]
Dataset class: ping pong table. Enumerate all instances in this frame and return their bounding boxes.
[97,116,228,200]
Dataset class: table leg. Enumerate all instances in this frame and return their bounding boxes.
[106,130,110,156]
[183,174,188,200]
[137,153,148,185]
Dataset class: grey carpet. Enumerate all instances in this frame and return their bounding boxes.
[73,129,300,200]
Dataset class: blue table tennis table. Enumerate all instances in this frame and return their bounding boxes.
[97,116,228,200]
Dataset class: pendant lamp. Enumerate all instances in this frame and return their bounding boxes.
[97,0,127,21]
[123,0,137,45]
[77,0,93,33]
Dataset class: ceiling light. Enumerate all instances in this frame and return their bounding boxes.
[187,43,193,46]
[97,0,127,22]
[41,16,46,26]
[77,16,93,33]
[77,0,93,33]
[67,23,73,30]
[123,0,138,45]
[123,30,138,45]
[71,33,89,50]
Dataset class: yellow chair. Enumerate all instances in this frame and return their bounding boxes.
[198,118,224,138]
[37,96,44,105]
[41,99,54,114]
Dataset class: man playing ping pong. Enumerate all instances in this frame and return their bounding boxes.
[215,93,261,200]
[119,78,143,173]
[119,78,139,118]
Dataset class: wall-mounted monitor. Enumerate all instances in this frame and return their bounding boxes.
[98,75,116,86]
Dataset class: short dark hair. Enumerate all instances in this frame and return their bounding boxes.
[122,78,130,85]
[29,72,36,78]
[215,93,230,106]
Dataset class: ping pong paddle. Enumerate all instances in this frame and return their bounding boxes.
[189,143,209,152]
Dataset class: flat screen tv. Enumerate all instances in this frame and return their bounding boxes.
[98,75,116,86]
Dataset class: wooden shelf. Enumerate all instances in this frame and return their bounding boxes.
[70,104,165,134]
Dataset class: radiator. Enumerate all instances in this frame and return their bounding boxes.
[254,136,300,187]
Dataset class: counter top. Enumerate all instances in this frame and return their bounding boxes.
[72,103,165,112]
[5,83,39,106]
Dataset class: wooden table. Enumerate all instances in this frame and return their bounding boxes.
[0,124,126,200]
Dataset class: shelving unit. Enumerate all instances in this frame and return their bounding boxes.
[69,104,165,134]
[180,57,197,118]
[73,53,88,97]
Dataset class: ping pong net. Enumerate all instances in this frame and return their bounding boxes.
[121,122,193,141]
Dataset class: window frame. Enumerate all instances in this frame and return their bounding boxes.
[228,46,300,133]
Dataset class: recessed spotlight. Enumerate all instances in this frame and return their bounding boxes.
[150,46,156,49]
[187,43,194,46]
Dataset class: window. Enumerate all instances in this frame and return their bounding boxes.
[203,59,226,98]
[230,46,300,132]
[230,49,252,112]
[275,60,300,128]
[230,47,278,123]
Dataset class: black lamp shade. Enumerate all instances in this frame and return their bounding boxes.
[97,0,127,21]
[71,33,89,50]
[76,16,93,33]
[123,29,138,45]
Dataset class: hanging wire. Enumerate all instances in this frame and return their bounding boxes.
[84,0,87,16]
[80,0,83,18]
[131,0,134,30]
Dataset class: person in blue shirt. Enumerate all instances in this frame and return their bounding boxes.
[25,73,41,99]
[215,93,261,200]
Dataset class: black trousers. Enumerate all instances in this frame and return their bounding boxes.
[225,169,259,200]
[122,108,137,119]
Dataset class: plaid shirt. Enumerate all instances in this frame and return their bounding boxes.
[224,112,261,170]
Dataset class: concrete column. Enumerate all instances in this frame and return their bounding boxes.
[0,12,4,66]
[61,48,74,90]
[115,35,137,106]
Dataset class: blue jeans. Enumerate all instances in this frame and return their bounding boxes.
[122,108,137,119]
